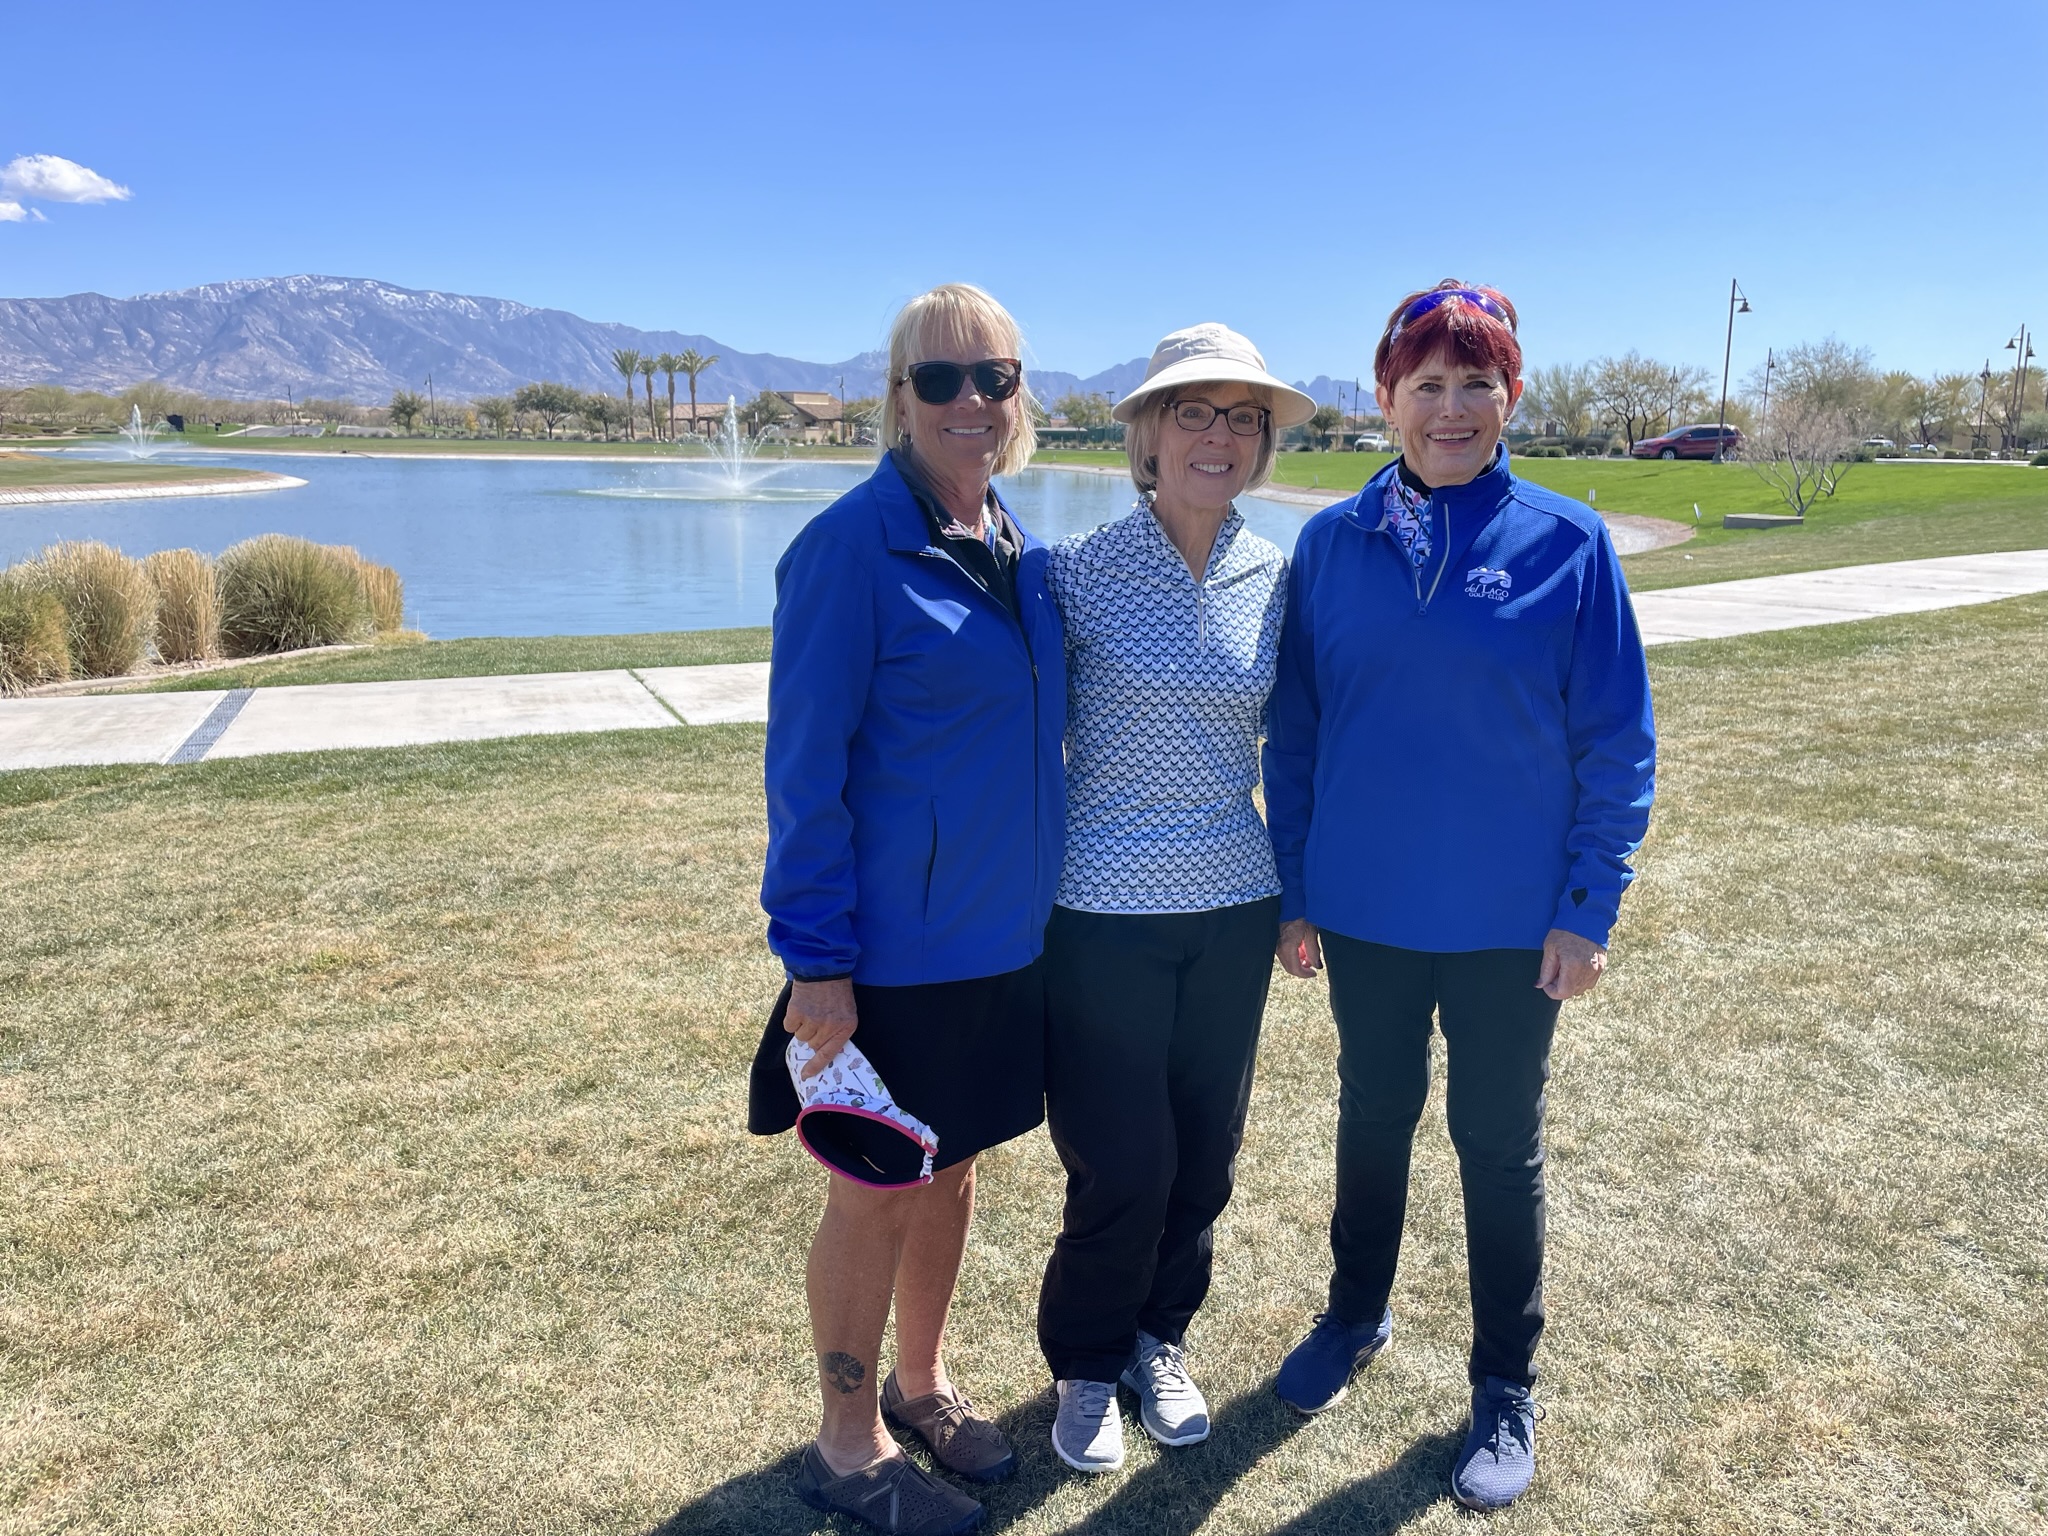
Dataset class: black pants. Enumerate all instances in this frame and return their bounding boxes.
[1322,930,1559,1389]
[1036,897,1280,1383]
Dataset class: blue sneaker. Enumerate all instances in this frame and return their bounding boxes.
[1273,1308,1392,1414]
[1452,1376,1543,1511]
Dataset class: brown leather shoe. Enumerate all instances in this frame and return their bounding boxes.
[881,1370,1018,1483]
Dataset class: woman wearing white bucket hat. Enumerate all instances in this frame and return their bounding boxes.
[1035,323,1314,1473]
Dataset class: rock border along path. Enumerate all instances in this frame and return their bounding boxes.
[3,554,2045,772]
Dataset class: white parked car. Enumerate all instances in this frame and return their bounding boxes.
[1862,437,1897,450]
[1350,432,1389,452]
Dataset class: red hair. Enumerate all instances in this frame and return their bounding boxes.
[1373,280,1522,393]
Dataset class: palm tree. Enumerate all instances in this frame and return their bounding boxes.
[611,348,643,440]
[676,348,720,442]
[655,353,683,442]
[637,357,659,441]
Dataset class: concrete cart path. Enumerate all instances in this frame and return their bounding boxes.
[3,553,2045,772]
[1628,550,2048,644]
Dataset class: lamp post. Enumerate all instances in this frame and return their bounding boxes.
[2005,326,2034,455]
[1716,279,1750,460]
[1977,361,1994,450]
[1760,348,1775,431]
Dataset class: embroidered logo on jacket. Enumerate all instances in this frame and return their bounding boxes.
[1465,566,1512,601]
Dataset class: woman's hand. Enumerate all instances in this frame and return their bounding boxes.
[1536,929,1606,1002]
[1276,919,1324,979]
[785,978,859,1078]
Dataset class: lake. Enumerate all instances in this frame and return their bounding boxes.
[1,452,1317,638]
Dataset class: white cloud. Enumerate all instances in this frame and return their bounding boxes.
[0,154,132,204]
[0,199,29,222]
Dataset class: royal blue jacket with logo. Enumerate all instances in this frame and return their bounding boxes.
[761,454,1066,987]
[1263,450,1655,951]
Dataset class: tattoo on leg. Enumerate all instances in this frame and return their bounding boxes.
[821,1351,866,1395]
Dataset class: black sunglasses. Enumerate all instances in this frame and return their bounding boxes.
[902,358,1023,405]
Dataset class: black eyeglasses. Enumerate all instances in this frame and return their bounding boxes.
[1169,400,1269,437]
[901,358,1023,405]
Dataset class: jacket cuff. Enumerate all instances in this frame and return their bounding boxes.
[1549,887,1616,948]
[784,964,855,984]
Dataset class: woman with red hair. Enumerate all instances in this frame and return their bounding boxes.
[1262,281,1656,1511]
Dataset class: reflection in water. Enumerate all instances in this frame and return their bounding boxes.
[0,453,1310,638]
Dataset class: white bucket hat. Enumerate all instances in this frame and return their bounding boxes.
[785,1036,938,1188]
[1111,322,1318,429]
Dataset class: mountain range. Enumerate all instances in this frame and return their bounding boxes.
[0,274,1353,408]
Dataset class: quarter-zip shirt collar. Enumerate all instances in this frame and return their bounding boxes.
[1046,499,1288,914]
[1359,445,1514,614]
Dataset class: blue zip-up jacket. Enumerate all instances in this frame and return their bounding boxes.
[761,454,1066,986]
[1263,448,1655,951]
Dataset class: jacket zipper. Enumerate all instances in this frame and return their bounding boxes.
[912,544,1042,924]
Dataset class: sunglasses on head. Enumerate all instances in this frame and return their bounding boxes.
[1387,288,1514,343]
[901,358,1023,405]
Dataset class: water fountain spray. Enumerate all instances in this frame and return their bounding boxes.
[118,404,164,459]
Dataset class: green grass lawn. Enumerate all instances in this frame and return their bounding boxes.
[136,629,772,693]
[0,457,276,491]
[5,598,2044,1534]
[1037,451,2048,594]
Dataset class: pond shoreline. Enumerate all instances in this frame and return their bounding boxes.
[0,472,308,506]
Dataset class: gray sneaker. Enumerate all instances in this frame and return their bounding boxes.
[1120,1331,1211,1446]
[1051,1378,1125,1473]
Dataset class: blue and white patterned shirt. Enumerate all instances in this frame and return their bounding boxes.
[1046,501,1288,914]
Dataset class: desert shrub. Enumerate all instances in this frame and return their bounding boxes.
[216,534,372,655]
[0,568,72,693]
[142,548,221,663]
[34,540,156,677]
[337,548,405,634]
[2031,450,2048,467]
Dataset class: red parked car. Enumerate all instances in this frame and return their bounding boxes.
[1630,424,1744,460]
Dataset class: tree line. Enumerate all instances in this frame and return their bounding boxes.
[1521,338,2045,456]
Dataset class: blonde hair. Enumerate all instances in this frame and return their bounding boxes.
[1125,384,1278,497]
[881,283,1039,478]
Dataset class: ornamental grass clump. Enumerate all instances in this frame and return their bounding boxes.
[339,547,405,634]
[35,540,157,678]
[142,548,222,664]
[0,567,72,693]
[216,534,373,656]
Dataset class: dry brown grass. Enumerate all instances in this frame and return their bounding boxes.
[0,570,72,693]
[338,547,405,635]
[29,540,157,678]
[215,534,373,655]
[2,599,2045,1535]
[140,549,222,664]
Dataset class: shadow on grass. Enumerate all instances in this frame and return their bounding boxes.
[649,1388,1458,1535]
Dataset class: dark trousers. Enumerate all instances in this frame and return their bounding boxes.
[1322,930,1559,1389]
[1036,897,1280,1383]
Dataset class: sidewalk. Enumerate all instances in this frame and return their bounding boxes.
[4,551,2045,772]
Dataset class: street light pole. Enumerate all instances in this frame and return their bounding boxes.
[1760,348,1775,431]
[1717,279,1750,460]
[2005,325,2033,454]
[1978,361,1994,450]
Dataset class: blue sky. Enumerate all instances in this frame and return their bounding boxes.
[3,0,2042,388]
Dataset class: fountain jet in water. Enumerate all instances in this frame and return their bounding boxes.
[118,404,164,459]
[697,396,766,491]
[579,393,857,505]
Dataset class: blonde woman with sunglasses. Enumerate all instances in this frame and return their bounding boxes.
[751,284,1066,1535]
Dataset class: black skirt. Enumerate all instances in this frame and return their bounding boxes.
[748,960,1047,1171]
